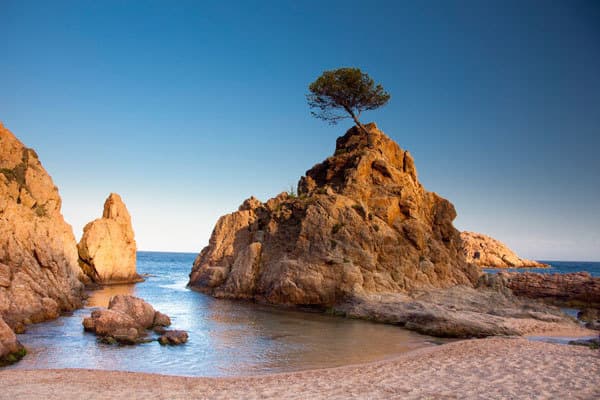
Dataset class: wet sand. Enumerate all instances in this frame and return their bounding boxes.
[1,336,598,400]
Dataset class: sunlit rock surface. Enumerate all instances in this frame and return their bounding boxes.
[78,193,141,284]
[0,122,84,331]
[189,124,479,304]
[461,231,549,269]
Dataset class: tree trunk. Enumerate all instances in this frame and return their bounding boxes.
[345,107,368,135]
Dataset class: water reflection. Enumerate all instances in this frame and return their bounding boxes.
[86,284,135,307]
[8,252,441,377]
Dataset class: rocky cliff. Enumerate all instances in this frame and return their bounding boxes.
[189,124,479,305]
[0,122,84,331]
[78,193,141,284]
[461,231,549,269]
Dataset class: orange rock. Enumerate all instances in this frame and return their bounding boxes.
[0,122,84,329]
[189,124,480,305]
[78,193,142,284]
[461,231,549,269]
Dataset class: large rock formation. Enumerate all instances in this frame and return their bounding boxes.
[0,122,84,331]
[461,231,549,268]
[189,124,479,305]
[78,193,141,284]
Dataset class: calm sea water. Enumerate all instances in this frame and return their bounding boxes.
[7,254,598,376]
[7,251,441,377]
[484,260,600,277]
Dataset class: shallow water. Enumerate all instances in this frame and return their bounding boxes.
[7,251,440,377]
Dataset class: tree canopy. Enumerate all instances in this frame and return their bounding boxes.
[307,67,390,131]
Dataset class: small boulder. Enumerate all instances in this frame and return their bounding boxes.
[108,295,156,328]
[578,308,599,322]
[82,295,181,345]
[83,309,145,343]
[153,311,171,327]
[159,330,188,345]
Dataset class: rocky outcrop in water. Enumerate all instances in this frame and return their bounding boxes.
[158,330,188,345]
[0,123,84,332]
[460,231,548,269]
[189,124,479,305]
[495,271,600,307]
[83,295,176,344]
[78,193,141,284]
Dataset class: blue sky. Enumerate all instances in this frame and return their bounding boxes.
[1,1,599,260]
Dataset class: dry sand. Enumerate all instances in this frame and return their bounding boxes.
[1,336,598,400]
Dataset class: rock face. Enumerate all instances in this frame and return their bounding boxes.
[189,124,479,305]
[83,295,174,344]
[0,122,84,330]
[0,316,25,365]
[78,193,141,284]
[497,271,600,307]
[461,231,549,269]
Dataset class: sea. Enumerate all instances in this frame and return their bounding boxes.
[484,261,600,277]
[6,252,599,377]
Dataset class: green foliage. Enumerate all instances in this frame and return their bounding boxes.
[287,185,297,198]
[307,67,390,126]
[0,347,27,366]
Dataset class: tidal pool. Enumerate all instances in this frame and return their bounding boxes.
[8,251,441,377]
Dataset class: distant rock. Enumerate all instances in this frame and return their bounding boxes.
[496,271,600,308]
[189,124,479,305]
[0,122,84,330]
[78,193,141,284]
[83,295,181,344]
[460,231,549,269]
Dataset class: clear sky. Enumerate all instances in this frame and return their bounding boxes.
[1,1,599,260]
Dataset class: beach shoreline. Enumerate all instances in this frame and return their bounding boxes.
[2,334,598,400]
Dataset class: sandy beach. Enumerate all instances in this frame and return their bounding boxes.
[1,336,598,400]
